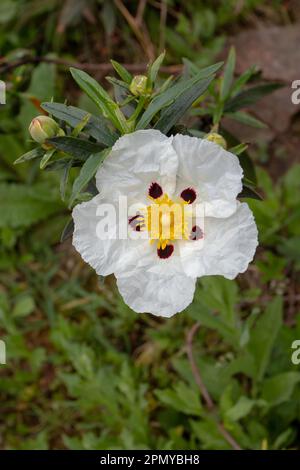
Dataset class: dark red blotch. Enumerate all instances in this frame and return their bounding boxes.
[157,244,174,259]
[189,225,203,240]
[149,182,163,199]
[180,187,196,204]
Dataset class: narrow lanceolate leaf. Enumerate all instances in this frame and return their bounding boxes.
[71,113,91,137]
[60,159,73,201]
[154,76,214,134]
[220,46,236,101]
[229,143,249,156]
[110,60,133,84]
[182,60,224,78]
[147,51,165,86]
[60,217,74,242]
[44,157,83,171]
[14,147,45,164]
[47,136,104,159]
[41,102,118,146]
[70,148,110,205]
[137,62,223,130]
[106,76,130,90]
[227,111,267,129]
[70,68,129,133]
[238,184,262,200]
[238,153,257,186]
[40,148,56,169]
[225,83,283,113]
[220,128,257,185]
[182,58,201,76]
[230,65,258,97]
[156,75,174,94]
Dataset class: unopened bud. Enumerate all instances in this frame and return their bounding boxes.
[205,132,227,149]
[129,75,149,96]
[29,116,61,144]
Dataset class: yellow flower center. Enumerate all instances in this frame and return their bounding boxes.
[144,193,191,249]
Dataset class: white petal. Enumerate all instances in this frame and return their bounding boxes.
[172,134,243,217]
[180,202,258,279]
[116,267,196,317]
[96,130,178,203]
[72,194,143,276]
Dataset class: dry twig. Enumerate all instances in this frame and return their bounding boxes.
[114,0,155,61]
[159,0,168,52]
[186,322,242,450]
[0,56,182,75]
[136,0,148,25]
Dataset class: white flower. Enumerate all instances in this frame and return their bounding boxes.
[72,130,258,317]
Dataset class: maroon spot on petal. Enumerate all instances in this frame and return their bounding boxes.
[180,187,196,204]
[157,244,174,259]
[189,225,204,241]
[149,182,163,199]
[129,214,144,231]
[128,214,139,224]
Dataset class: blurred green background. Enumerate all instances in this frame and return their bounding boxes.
[1,0,300,450]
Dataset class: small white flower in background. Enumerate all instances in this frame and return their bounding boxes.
[72,130,258,317]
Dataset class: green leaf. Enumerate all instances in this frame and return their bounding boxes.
[187,296,238,347]
[191,418,231,450]
[47,136,104,159]
[137,62,223,129]
[182,57,201,76]
[156,75,174,95]
[225,396,256,422]
[44,157,82,172]
[70,148,110,205]
[71,113,91,137]
[229,143,249,156]
[13,296,35,318]
[70,68,129,133]
[110,60,133,84]
[220,46,236,101]
[14,147,45,165]
[106,76,130,91]
[155,381,202,416]
[247,297,283,381]
[261,372,300,407]
[40,148,56,169]
[147,51,165,86]
[70,67,112,107]
[230,65,258,96]
[60,218,74,242]
[0,183,63,229]
[41,102,118,146]
[239,185,262,200]
[60,159,73,201]
[221,128,257,185]
[225,83,283,112]
[273,428,295,450]
[154,76,213,134]
[227,111,267,129]
[0,0,17,24]
[199,277,239,328]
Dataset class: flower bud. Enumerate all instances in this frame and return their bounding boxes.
[129,75,149,96]
[205,132,227,149]
[29,116,60,144]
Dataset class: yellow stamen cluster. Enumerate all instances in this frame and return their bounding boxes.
[144,194,191,249]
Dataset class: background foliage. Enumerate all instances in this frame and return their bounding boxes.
[0,0,300,450]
